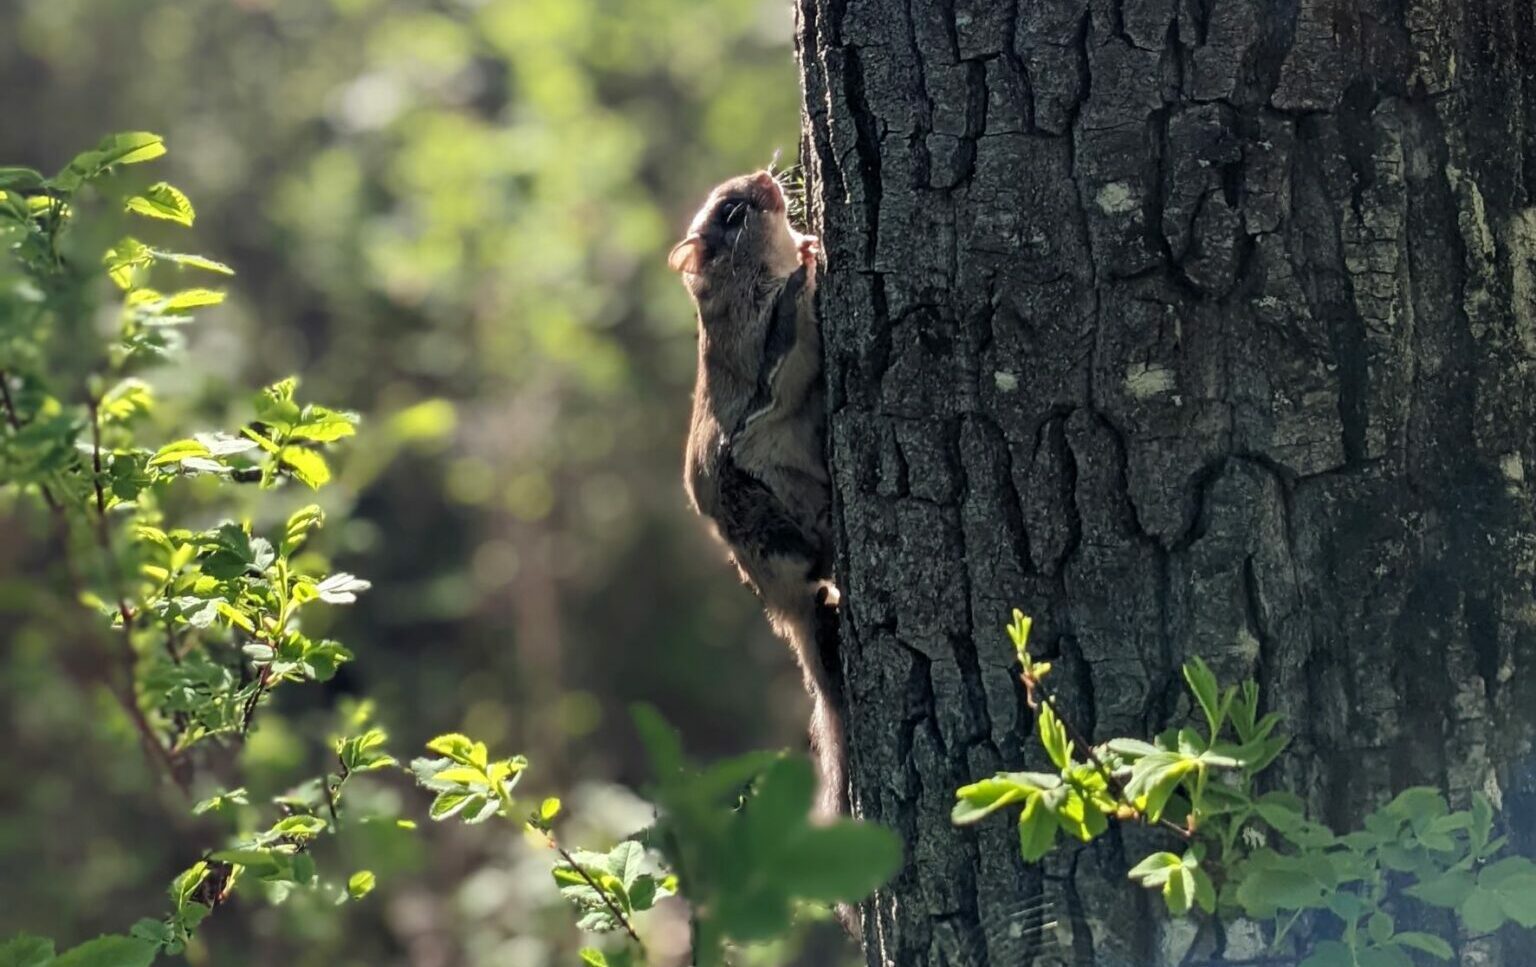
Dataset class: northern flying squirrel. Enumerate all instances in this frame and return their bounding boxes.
[668,170,845,818]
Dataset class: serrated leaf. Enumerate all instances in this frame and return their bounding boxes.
[1017,794,1058,862]
[1128,852,1183,888]
[161,288,224,311]
[279,447,330,489]
[291,406,358,443]
[97,132,167,167]
[0,167,44,190]
[1404,869,1474,908]
[1394,932,1453,960]
[1481,857,1536,926]
[152,249,234,275]
[0,935,55,967]
[1460,887,1506,933]
[315,572,370,603]
[125,182,194,226]
[425,734,476,762]
[148,438,212,467]
[51,936,156,967]
[776,820,903,902]
[1163,866,1193,915]
[347,871,376,899]
[1038,703,1072,770]
[1182,657,1223,738]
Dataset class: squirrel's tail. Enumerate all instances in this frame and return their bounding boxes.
[769,588,846,820]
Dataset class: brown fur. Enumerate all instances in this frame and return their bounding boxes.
[671,171,844,818]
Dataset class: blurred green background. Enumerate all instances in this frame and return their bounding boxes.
[0,0,838,963]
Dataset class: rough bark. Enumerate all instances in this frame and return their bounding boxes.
[796,0,1536,963]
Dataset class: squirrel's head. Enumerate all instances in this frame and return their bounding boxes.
[668,171,801,289]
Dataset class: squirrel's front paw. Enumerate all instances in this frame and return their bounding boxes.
[816,582,841,609]
[798,235,821,265]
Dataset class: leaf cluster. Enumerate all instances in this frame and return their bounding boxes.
[955,611,1536,964]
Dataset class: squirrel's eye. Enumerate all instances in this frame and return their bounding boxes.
[719,200,746,225]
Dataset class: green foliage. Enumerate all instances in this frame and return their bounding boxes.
[633,706,903,965]
[6,129,889,967]
[0,934,158,967]
[1,133,396,959]
[956,610,1536,963]
[413,711,901,965]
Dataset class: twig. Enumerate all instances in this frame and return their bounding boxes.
[86,396,188,792]
[0,369,62,512]
[323,761,348,830]
[240,669,270,735]
[548,836,646,953]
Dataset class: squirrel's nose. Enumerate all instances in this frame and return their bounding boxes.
[751,171,785,212]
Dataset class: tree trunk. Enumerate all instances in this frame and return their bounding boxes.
[796,0,1536,963]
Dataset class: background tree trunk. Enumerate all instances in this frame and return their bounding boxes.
[796,0,1536,963]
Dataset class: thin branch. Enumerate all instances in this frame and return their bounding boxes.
[240,670,270,735]
[323,761,349,830]
[548,836,646,953]
[90,395,186,792]
[0,369,62,512]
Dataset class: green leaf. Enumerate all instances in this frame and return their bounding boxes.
[148,438,213,468]
[541,797,562,821]
[1405,869,1474,909]
[290,406,358,443]
[96,132,167,167]
[1128,852,1184,888]
[1480,856,1536,927]
[192,788,248,815]
[952,775,1039,825]
[314,572,370,603]
[579,950,607,967]
[424,733,479,764]
[1163,866,1193,915]
[1460,886,1506,933]
[51,936,156,967]
[100,379,155,424]
[1469,792,1495,855]
[161,288,225,311]
[347,871,376,899]
[1104,737,1160,759]
[1038,703,1072,770]
[125,182,195,226]
[0,935,55,967]
[0,167,44,190]
[151,250,234,275]
[628,874,659,911]
[1394,932,1454,960]
[1125,752,1198,822]
[429,790,476,820]
[776,821,903,902]
[171,862,210,907]
[1182,657,1223,738]
[632,703,684,781]
[1017,793,1059,862]
[1233,860,1327,916]
[1006,609,1033,663]
[1383,787,1447,826]
[1191,864,1216,914]
[1366,911,1394,943]
[104,237,154,289]
[279,447,331,489]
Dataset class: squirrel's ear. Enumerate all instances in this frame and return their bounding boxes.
[668,234,703,274]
